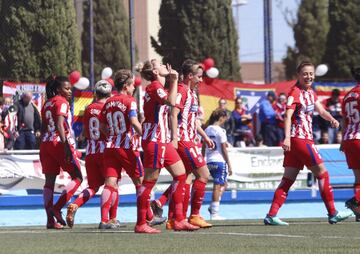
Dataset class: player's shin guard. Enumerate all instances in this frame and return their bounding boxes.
[73,188,96,208]
[101,185,116,223]
[183,183,191,217]
[43,185,54,223]
[268,177,294,217]
[53,178,81,211]
[158,185,171,207]
[136,180,156,225]
[109,189,119,221]
[317,171,336,216]
[172,174,186,222]
[190,180,206,216]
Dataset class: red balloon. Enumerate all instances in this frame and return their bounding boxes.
[134,76,142,87]
[203,58,215,71]
[68,71,81,85]
[106,78,114,87]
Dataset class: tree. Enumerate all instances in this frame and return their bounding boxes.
[323,0,360,79]
[151,0,241,81]
[81,0,130,79]
[282,0,329,79]
[0,0,81,81]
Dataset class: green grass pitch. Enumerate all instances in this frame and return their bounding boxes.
[0,219,359,254]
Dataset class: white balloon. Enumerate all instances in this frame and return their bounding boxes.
[74,77,90,90]
[206,67,219,78]
[315,64,328,77]
[101,67,113,79]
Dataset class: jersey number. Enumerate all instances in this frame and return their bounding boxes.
[89,117,100,140]
[45,110,55,132]
[107,111,126,135]
[345,101,360,124]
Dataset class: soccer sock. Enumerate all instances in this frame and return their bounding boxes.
[53,178,81,211]
[183,183,191,217]
[172,174,186,222]
[136,180,156,225]
[190,180,206,216]
[43,185,54,223]
[101,185,116,223]
[268,177,294,217]
[109,188,119,221]
[73,188,96,207]
[158,185,171,207]
[210,201,220,215]
[317,171,337,216]
[354,184,360,202]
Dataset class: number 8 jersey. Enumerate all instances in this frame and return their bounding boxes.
[342,85,360,140]
[83,100,106,155]
[100,94,138,149]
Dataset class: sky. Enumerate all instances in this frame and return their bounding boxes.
[232,0,299,63]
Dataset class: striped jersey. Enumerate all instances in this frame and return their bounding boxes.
[142,81,170,143]
[100,94,138,149]
[83,100,106,155]
[41,95,72,144]
[286,85,318,140]
[342,84,360,140]
[175,83,199,142]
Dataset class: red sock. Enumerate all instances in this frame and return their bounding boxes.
[268,177,294,217]
[101,185,116,223]
[190,180,206,216]
[53,178,81,211]
[317,171,336,216]
[354,184,360,202]
[136,180,156,225]
[158,185,171,207]
[73,188,96,207]
[43,185,54,224]
[109,189,119,220]
[172,174,186,222]
[183,183,191,217]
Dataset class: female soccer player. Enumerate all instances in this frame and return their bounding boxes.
[66,79,112,228]
[135,59,199,233]
[341,66,360,218]
[205,109,233,220]
[40,76,83,229]
[264,61,353,225]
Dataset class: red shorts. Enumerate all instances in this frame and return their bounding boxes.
[85,153,105,189]
[142,141,181,169]
[342,140,360,169]
[40,142,81,175]
[103,148,143,179]
[177,141,206,173]
[283,138,323,169]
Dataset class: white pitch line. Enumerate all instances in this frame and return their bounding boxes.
[176,231,307,238]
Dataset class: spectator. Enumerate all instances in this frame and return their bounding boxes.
[14,92,41,150]
[3,105,18,150]
[273,92,287,145]
[319,131,330,144]
[259,91,278,146]
[255,134,266,147]
[217,98,233,145]
[230,96,254,147]
[321,89,342,143]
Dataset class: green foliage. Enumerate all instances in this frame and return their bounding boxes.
[151,0,241,81]
[81,0,130,80]
[283,0,329,79]
[323,0,360,79]
[0,0,81,81]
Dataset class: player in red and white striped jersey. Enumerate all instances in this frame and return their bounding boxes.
[152,60,214,229]
[264,61,353,226]
[135,59,199,233]
[40,76,83,229]
[341,67,360,217]
[65,80,112,228]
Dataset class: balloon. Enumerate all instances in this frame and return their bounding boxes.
[315,64,328,77]
[74,77,90,90]
[106,78,114,87]
[203,58,215,71]
[68,71,81,85]
[206,67,219,78]
[134,76,142,87]
[101,67,113,79]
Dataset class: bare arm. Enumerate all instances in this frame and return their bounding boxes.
[56,115,71,161]
[197,124,215,149]
[282,108,295,151]
[221,143,232,175]
[130,116,142,135]
[170,106,180,148]
[164,66,178,107]
[315,100,339,128]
